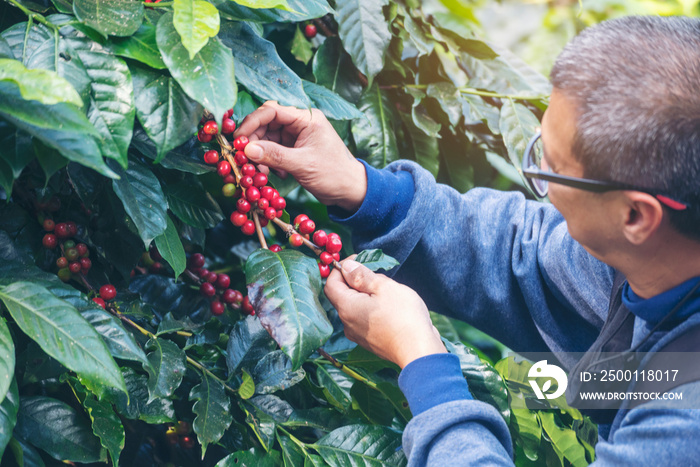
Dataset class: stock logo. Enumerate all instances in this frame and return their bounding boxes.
[528,360,568,400]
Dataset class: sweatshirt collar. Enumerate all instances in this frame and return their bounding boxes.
[622,276,700,323]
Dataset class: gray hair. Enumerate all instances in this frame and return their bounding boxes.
[550,16,700,240]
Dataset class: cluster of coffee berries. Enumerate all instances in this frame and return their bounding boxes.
[166,421,196,450]
[187,253,251,316]
[288,214,343,279]
[197,109,236,143]
[92,284,117,309]
[42,219,93,282]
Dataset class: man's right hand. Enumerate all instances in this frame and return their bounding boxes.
[233,101,367,213]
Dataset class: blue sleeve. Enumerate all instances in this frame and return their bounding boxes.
[331,160,614,367]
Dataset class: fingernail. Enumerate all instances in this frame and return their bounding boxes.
[342,260,360,273]
[246,143,263,161]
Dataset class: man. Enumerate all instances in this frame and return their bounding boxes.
[234,16,700,465]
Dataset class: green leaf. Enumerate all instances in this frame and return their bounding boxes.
[0,282,127,398]
[230,0,292,10]
[376,382,412,423]
[34,141,68,185]
[290,25,313,65]
[15,396,105,463]
[239,369,255,400]
[0,317,14,403]
[132,129,212,175]
[499,99,540,178]
[240,401,276,450]
[73,0,144,37]
[232,90,258,122]
[173,0,220,59]
[190,370,233,457]
[355,249,399,272]
[219,22,310,109]
[107,368,175,423]
[352,84,398,169]
[350,382,394,426]
[315,363,352,411]
[112,158,168,247]
[0,378,19,460]
[539,412,589,467]
[282,407,347,432]
[165,178,224,229]
[278,432,305,467]
[156,12,235,129]
[335,0,391,86]
[245,249,333,370]
[303,80,363,121]
[311,424,406,466]
[226,315,277,373]
[251,350,306,394]
[400,111,440,178]
[5,436,45,467]
[313,37,363,105]
[145,337,186,400]
[64,34,135,168]
[154,215,187,278]
[131,68,202,163]
[1,22,52,63]
[0,58,82,106]
[0,82,116,178]
[213,0,330,23]
[216,447,282,467]
[0,37,12,59]
[107,23,167,69]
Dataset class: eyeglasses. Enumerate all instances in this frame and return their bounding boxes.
[521,131,689,211]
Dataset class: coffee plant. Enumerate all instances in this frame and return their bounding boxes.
[0,0,597,465]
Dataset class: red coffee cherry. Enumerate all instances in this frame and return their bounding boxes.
[210,300,225,316]
[221,118,236,134]
[205,272,218,284]
[56,257,69,268]
[253,173,268,187]
[318,263,330,278]
[241,220,256,236]
[261,186,276,200]
[240,176,253,189]
[203,150,219,165]
[230,211,248,227]
[69,262,81,274]
[100,284,117,301]
[203,120,218,135]
[234,151,248,166]
[241,296,255,315]
[246,187,261,203]
[222,288,238,304]
[289,233,303,247]
[298,219,315,235]
[43,219,55,231]
[269,244,282,253]
[320,251,333,265]
[332,252,340,262]
[223,174,236,185]
[92,297,106,309]
[80,257,92,271]
[197,129,212,143]
[216,274,231,289]
[76,243,89,257]
[43,233,58,249]
[259,217,269,227]
[270,197,286,210]
[200,282,216,297]
[304,24,317,39]
[233,136,249,151]
[226,108,234,118]
[54,223,70,239]
[313,230,328,247]
[66,222,78,237]
[264,207,277,220]
[197,268,209,278]
[325,237,342,254]
[180,435,196,449]
[237,198,252,213]
[241,163,256,177]
[217,160,232,177]
[189,253,205,269]
[294,214,308,227]
[257,198,270,210]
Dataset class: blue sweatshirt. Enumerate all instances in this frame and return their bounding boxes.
[330,160,700,466]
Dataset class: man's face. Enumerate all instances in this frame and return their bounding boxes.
[540,89,621,261]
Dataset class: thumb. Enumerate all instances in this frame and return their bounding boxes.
[340,260,381,294]
[244,140,300,173]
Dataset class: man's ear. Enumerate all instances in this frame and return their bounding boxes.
[621,191,664,245]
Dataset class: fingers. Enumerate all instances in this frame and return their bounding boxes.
[339,260,382,295]
[244,140,302,174]
[234,101,311,141]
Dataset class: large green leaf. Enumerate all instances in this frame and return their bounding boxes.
[251,350,306,394]
[245,249,333,370]
[0,317,14,403]
[173,0,220,59]
[0,282,127,398]
[73,0,144,37]
[539,412,589,467]
[112,158,168,247]
[350,382,394,426]
[64,33,135,169]
[355,249,399,273]
[0,82,116,177]
[131,129,212,175]
[107,23,167,69]
[352,84,398,169]
[129,274,209,319]
[154,215,187,278]
[335,0,391,86]
[145,338,186,400]
[0,22,52,63]
[311,424,406,466]
[15,396,106,463]
[315,363,353,411]
[499,99,540,179]
[213,0,331,23]
[0,378,18,460]
[165,178,224,229]
[219,22,310,109]
[226,315,277,373]
[156,12,235,128]
[0,58,82,106]
[190,370,233,457]
[108,368,175,424]
[303,80,363,121]
[313,37,363,105]
[131,68,202,163]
